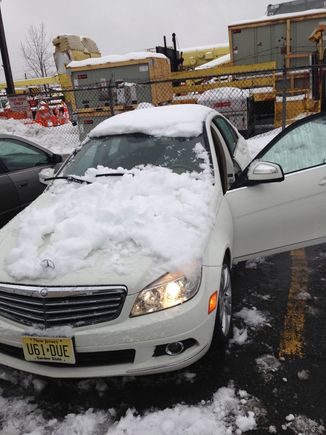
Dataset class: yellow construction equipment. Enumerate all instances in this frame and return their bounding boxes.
[180,44,229,69]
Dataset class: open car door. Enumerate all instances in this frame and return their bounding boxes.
[226,112,326,262]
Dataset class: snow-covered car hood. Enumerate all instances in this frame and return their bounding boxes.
[0,220,161,295]
[0,166,216,294]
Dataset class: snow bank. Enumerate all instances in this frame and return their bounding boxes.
[0,393,109,435]
[5,155,215,281]
[0,382,258,435]
[109,387,256,434]
[68,52,167,69]
[0,118,79,155]
[90,104,213,138]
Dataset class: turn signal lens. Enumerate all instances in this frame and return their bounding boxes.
[208,291,218,314]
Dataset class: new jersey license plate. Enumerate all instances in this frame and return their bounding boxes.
[22,336,76,364]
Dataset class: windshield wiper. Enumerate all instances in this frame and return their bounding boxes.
[95,172,126,178]
[45,176,92,184]
[46,172,130,184]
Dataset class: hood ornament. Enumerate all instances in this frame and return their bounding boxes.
[40,288,48,297]
[41,259,55,270]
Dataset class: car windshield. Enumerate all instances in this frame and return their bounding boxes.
[62,133,210,176]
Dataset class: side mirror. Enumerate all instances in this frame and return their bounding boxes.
[50,153,63,164]
[247,161,284,183]
[39,167,55,185]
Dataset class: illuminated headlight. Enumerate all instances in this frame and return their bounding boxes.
[130,272,201,317]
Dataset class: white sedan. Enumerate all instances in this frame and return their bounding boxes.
[0,104,324,378]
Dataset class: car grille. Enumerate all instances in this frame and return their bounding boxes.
[0,342,135,367]
[0,283,127,327]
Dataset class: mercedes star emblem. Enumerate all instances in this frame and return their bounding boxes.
[40,288,48,297]
[41,259,55,270]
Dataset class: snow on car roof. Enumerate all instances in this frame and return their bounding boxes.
[89,104,214,138]
[68,52,167,68]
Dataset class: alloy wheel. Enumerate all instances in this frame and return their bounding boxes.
[218,264,232,337]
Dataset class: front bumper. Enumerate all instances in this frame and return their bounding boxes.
[0,266,221,378]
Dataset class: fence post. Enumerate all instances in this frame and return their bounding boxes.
[282,63,287,131]
[108,80,115,116]
[280,39,287,131]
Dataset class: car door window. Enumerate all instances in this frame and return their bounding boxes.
[212,116,238,155]
[210,127,229,193]
[259,115,326,174]
[0,139,49,172]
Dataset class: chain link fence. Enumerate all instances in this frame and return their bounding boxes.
[5,64,324,151]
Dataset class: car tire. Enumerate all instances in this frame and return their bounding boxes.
[212,260,233,346]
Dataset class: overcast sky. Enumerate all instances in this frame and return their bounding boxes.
[1,0,290,81]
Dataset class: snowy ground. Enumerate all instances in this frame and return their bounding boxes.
[0,307,267,435]
[0,298,324,435]
[0,374,257,434]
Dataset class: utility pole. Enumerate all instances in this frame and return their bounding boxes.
[0,1,15,95]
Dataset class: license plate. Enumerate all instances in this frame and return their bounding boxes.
[22,336,76,364]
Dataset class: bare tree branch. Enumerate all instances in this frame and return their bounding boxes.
[20,23,55,78]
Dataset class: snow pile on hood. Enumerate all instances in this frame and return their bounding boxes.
[5,159,215,281]
[0,119,79,155]
[89,104,213,138]
[68,51,167,69]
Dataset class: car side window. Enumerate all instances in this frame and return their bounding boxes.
[212,116,238,155]
[0,139,49,172]
[259,115,326,174]
[210,127,228,194]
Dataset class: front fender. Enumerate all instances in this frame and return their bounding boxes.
[202,197,233,267]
